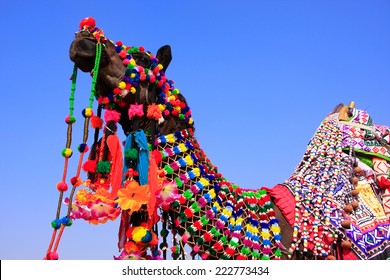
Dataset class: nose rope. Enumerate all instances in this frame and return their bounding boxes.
[45,41,103,260]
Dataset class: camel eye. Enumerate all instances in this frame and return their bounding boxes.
[132,52,151,68]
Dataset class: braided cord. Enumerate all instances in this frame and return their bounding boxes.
[89,43,102,108]
[46,42,103,259]
[69,64,78,116]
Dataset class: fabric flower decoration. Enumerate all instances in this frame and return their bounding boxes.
[156,180,180,208]
[114,248,143,260]
[67,187,120,224]
[116,180,150,214]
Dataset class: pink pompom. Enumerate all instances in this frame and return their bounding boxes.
[56,182,68,192]
[128,103,144,119]
[104,110,121,123]
[46,251,59,260]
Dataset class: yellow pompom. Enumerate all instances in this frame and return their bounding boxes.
[271,225,281,234]
[130,73,136,78]
[261,231,271,239]
[118,81,126,90]
[193,168,200,177]
[158,64,163,70]
[246,224,259,234]
[178,143,187,152]
[84,108,93,117]
[158,104,166,111]
[166,134,175,143]
[130,87,136,94]
[184,155,194,166]
[62,148,73,158]
[222,208,232,217]
[188,118,194,125]
[199,177,209,187]
[130,59,136,66]
[132,226,148,243]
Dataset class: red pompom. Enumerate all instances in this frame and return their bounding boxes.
[82,160,97,173]
[184,208,193,218]
[79,17,96,30]
[113,88,122,95]
[151,150,162,165]
[70,176,81,187]
[91,116,103,129]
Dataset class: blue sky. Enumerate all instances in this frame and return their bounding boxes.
[0,0,389,260]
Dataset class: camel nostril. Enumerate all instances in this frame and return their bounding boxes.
[75,39,96,57]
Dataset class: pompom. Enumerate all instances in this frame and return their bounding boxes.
[65,115,76,124]
[56,182,68,192]
[82,108,94,118]
[51,219,62,229]
[146,104,162,120]
[61,216,73,227]
[128,103,144,119]
[82,160,97,173]
[70,176,82,187]
[79,17,96,30]
[118,81,126,90]
[46,251,59,260]
[90,116,103,129]
[125,148,139,161]
[104,110,121,123]
[62,148,73,158]
[77,143,89,153]
[96,161,111,174]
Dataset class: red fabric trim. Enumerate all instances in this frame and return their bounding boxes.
[264,184,295,227]
[265,185,359,260]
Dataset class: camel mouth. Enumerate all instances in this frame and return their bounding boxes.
[69,38,99,72]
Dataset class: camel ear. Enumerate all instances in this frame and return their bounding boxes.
[156,45,172,71]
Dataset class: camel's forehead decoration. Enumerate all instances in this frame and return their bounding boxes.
[74,18,193,128]
[78,16,107,42]
[102,41,194,127]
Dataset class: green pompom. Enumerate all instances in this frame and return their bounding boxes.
[275,248,282,257]
[172,201,180,208]
[196,237,204,245]
[160,228,168,237]
[97,161,111,174]
[125,148,139,160]
[179,214,188,223]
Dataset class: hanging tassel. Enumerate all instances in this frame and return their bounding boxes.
[118,210,130,250]
[107,134,124,196]
[147,152,161,228]
[134,130,150,185]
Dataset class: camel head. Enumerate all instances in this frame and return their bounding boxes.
[69,17,193,136]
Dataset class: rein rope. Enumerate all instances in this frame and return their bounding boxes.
[45,42,103,260]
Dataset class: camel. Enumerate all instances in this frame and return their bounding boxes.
[45,17,390,260]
